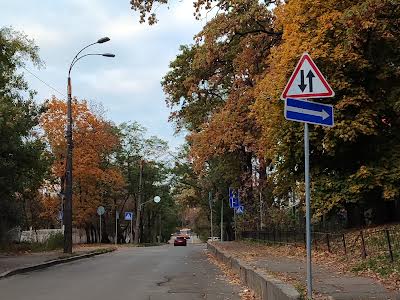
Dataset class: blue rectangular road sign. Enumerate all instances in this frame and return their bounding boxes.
[125,212,134,221]
[285,98,334,127]
[235,206,244,215]
[229,188,240,208]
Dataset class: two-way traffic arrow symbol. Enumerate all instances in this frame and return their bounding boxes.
[298,70,315,93]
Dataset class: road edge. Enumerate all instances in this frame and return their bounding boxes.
[0,247,116,279]
[207,242,301,300]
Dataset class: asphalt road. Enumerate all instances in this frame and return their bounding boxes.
[0,244,241,300]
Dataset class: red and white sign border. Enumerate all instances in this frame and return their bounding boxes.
[280,52,335,100]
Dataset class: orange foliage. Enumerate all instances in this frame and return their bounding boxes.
[40,97,124,227]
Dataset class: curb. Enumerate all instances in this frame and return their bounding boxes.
[0,248,116,279]
[207,242,301,300]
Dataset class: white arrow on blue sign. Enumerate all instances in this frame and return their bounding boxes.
[285,98,334,127]
[124,212,134,221]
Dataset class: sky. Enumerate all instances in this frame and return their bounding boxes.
[1,0,206,150]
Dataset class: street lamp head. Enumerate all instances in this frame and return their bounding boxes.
[154,196,161,203]
[97,37,110,44]
[102,53,115,58]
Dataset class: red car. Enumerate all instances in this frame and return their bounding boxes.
[174,236,187,246]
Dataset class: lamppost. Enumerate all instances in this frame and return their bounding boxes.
[64,37,115,253]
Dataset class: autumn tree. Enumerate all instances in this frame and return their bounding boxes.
[253,0,400,225]
[135,0,400,229]
[161,0,281,231]
[41,97,124,241]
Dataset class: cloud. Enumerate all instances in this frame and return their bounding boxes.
[101,16,145,41]
[77,67,159,94]
[13,23,68,48]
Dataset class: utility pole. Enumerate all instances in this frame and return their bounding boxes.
[209,192,213,240]
[64,77,73,254]
[64,37,114,254]
[134,160,143,244]
[220,197,223,241]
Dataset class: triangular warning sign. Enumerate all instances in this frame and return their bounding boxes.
[281,53,334,100]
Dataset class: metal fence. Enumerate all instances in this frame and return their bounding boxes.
[241,226,400,262]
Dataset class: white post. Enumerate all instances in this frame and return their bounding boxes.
[115,210,118,245]
[220,197,223,241]
[305,123,312,299]
[260,191,263,230]
[99,214,102,244]
[209,192,213,240]
[130,218,133,244]
[234,209,237,241]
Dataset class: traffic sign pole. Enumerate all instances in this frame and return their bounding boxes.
[304,123,312,299]
[99,214,102,244]
[130,219,133,244]
[115,210,118,245]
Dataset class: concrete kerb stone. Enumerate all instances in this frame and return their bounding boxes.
[0,248,116,280]
[207,242,301,300]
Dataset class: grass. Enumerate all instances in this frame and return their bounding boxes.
[0,232,64,253]
[352,251,400,278]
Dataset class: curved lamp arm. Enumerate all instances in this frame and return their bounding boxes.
[70,53,115,72]
[68,37,111,76]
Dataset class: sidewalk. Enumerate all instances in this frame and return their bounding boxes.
[0,245,114,275]
[213,241,400,300]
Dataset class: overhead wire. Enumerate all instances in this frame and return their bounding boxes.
[21,65,66,98]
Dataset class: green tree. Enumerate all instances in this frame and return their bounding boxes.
[0,27,49,242]
[116,122,178,243]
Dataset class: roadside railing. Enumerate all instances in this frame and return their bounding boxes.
[241,226,400,262]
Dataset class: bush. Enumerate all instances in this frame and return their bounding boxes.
[45,232,64,250]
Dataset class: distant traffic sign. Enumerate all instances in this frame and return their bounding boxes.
[229,188,240,208]
[58,210,63,221]
[125,212,134,221]
[235,206,244,215]
[285,98,334,127]
[97,206,105,216]
[281,53,334,100]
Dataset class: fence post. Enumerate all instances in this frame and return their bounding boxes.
[342,234,347,255]
[326,233,331,253]
[385,229,394,263]
[360,230,367,259]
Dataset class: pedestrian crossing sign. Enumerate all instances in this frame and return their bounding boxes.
[125,212,134,221]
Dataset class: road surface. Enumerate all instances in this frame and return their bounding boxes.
[0,244,241,300]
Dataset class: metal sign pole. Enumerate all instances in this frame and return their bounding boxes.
[131,218,133,244]
[115,211,118,245]
[221,198,223,241]
[99,214,102,244]
[234,209,237,241]
[209,192,213,240]
[304,123,312,299]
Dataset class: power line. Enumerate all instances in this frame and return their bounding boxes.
[21,66,66,98]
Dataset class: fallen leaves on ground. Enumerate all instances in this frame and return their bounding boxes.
[212,241,400,292]
[206,250,260,300]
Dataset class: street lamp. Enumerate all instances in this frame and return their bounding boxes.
[140,196,161,211]
[64,37,115,254]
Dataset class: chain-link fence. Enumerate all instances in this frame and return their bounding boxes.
[241,226,399,262]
